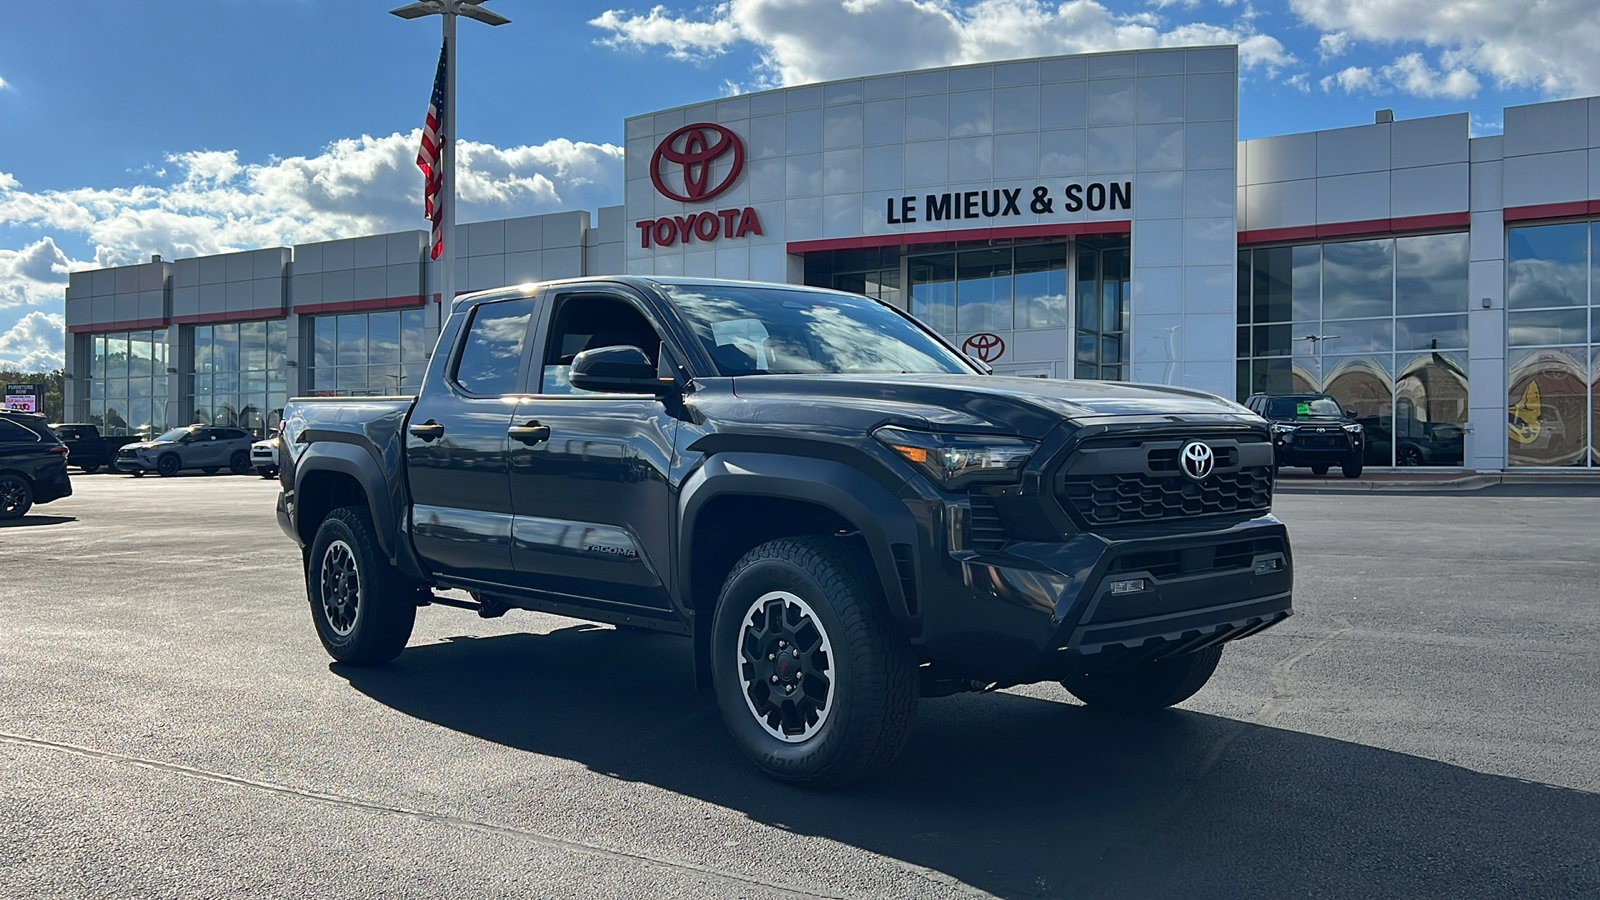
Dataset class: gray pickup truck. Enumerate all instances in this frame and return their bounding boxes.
[277,276,1293,786]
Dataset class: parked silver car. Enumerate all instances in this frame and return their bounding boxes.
[114,425,257,477]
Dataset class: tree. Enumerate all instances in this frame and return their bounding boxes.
[0,368,66,422]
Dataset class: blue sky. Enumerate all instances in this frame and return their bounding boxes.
[3,0,1594,369]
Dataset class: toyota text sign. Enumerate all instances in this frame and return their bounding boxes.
[636,123,764,249]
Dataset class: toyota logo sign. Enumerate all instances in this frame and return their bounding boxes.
[1179,441,1215,481]
[651,123,745,203]
[961,332,1006,362]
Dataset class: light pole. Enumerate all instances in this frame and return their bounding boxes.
[389,0,510,310]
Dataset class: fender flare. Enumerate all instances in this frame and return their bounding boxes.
[292,440,399,560]
[677,452,919,629]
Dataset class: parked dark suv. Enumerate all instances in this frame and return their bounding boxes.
[0,410,73,520]
[1246,392,1365,478]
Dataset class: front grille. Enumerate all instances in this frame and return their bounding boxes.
[1061,467,1273,526]
[1109,537,1284,580]
[967,491,1009,551]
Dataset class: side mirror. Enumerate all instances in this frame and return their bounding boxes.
[1344,408,1357,417]
[569,345,673,395]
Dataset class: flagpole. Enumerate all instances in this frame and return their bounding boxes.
[390,1,510,308]
[440,9,456,309]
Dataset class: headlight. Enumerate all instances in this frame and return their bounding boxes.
[1271,423,1295,434]
[873,426,1038,488]
[1343,423,1363,433]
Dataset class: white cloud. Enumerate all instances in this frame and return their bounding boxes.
[0,311,65,372]
[0,131,622,276]
[1291,0,1600,96]
[1317,53,1479,99]
[0,238,71,309]
[592,0,1293,88]
[0,74,9,91]
[1320,65,1376,93]
[1383,52,1479,99]
[1317,31,1349,59]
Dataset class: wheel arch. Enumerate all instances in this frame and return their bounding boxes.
[678,452,919,686]
[292,444,396,561]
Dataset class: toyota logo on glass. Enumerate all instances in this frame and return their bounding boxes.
[637,124,764,248]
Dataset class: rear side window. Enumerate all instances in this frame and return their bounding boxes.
[0,419,42,443]
[454,297,533,396]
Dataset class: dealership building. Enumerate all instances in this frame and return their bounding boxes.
[61,45,1600,469]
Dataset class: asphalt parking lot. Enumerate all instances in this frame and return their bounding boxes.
[2,473,1597,899]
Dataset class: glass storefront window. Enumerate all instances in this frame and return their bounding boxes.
[1507,223,1587,309]
[1508,347,1589,466]
[1396,232,1469,315]
[909,255,957,335]
[185,319,288,436]
[308,307,433,396]
[1323,239,1394,320]
[1014,244,1068,329]
[85,328,168,436]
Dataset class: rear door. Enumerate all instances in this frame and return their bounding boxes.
[190,428,230,468]
[503,286,681,610]
[405,294,539,584]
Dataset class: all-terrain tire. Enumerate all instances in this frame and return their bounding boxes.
[1310,464,1329,476]
[710,536,917,788]
[156,454,181,477]
[0,474,34,520]
[306,506,416,665]
[1060,645,1224,711]
[228,451,250,475]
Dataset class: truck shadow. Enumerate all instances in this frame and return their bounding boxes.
[0,515,76,528]
[336,626,1600,899]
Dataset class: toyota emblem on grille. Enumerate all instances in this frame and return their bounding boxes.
[1180,441,1215,481]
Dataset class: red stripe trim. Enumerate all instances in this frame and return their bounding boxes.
[1503,200,1600,222]
[67,317,168,334]
[293,294,426,316]
[787,220,1131,254]
[171,307,287,325]
[1238,212,1470,245]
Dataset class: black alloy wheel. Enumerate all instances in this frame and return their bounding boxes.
[306,506,416,665]
[229,451,250,475]
[156,454,181,477]
[0,474,33,520]
[1397,445,1424,466]
[710,536,916,788]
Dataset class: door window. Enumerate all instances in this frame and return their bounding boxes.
[0,420,41,443]
[453,298,534,396]
[539,294,663,394]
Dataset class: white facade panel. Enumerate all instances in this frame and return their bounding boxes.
[1246,179,1316,231]
[1391,114,1469,169]
[1470,160,1503,212]
[1503,150,1589,208]
[1504,98,1589,157]
[1390,163,1468,218]
[1244,132,1316,184]
[1316,170,1390,223]
[1317,123,1390,177]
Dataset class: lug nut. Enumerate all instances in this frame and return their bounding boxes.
[768,653,775,660]
[784,685,793,694]
[778,640,786,648]
[770,675,778,683]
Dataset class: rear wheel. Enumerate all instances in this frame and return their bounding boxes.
[156,454,181,477]
[80,464,101,474]
[710,536,917,788]
[1310,464,1329,476]
[1061,646,1223,711]
[0,474,34,520]
[307,506,416,665]
[1397,445,1423,466]
[229,451,250,475]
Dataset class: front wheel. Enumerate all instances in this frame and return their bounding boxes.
[0,474,34,520]
[156,454,180,477]
[307,506,416,665]
[1061,645,1223,711]
[1310,464,1329,476]
[1342,459,1364,479]
[710,536,917,788]
[229,451,250,475]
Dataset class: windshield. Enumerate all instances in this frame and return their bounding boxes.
[661,283,974,376]
[1267,397,1344,418]
[151,427,196,442]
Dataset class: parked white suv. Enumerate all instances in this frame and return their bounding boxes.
[251,435,279,479]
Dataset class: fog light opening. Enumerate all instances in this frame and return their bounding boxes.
[1253,557,1283,575]
[1110,578,1147,595]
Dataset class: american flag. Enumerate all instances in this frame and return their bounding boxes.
[416,44,447,260]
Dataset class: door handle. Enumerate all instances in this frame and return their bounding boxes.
[508,421,551,446]
[409,420,445,442]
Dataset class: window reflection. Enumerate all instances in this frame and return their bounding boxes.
[84,328,166,436]
[308,307,433,397]
[1323,239,1394,319]
[1396,232,1469,315]
[1507,223,1587,310]
[1508,347,1589,467]
[956,248,1012,332]
[909,254,956,334]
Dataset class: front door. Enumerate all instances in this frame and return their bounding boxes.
[406,295,537,584]
[505,288,679,610]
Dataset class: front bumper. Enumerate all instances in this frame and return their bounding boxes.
[1274,431,1361,465]
[113,456,156,472]
[912,514,1293,686]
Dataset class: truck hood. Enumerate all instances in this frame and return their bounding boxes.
[722,374,1260,439]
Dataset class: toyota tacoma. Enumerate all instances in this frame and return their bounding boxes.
[276,276,1292,787]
